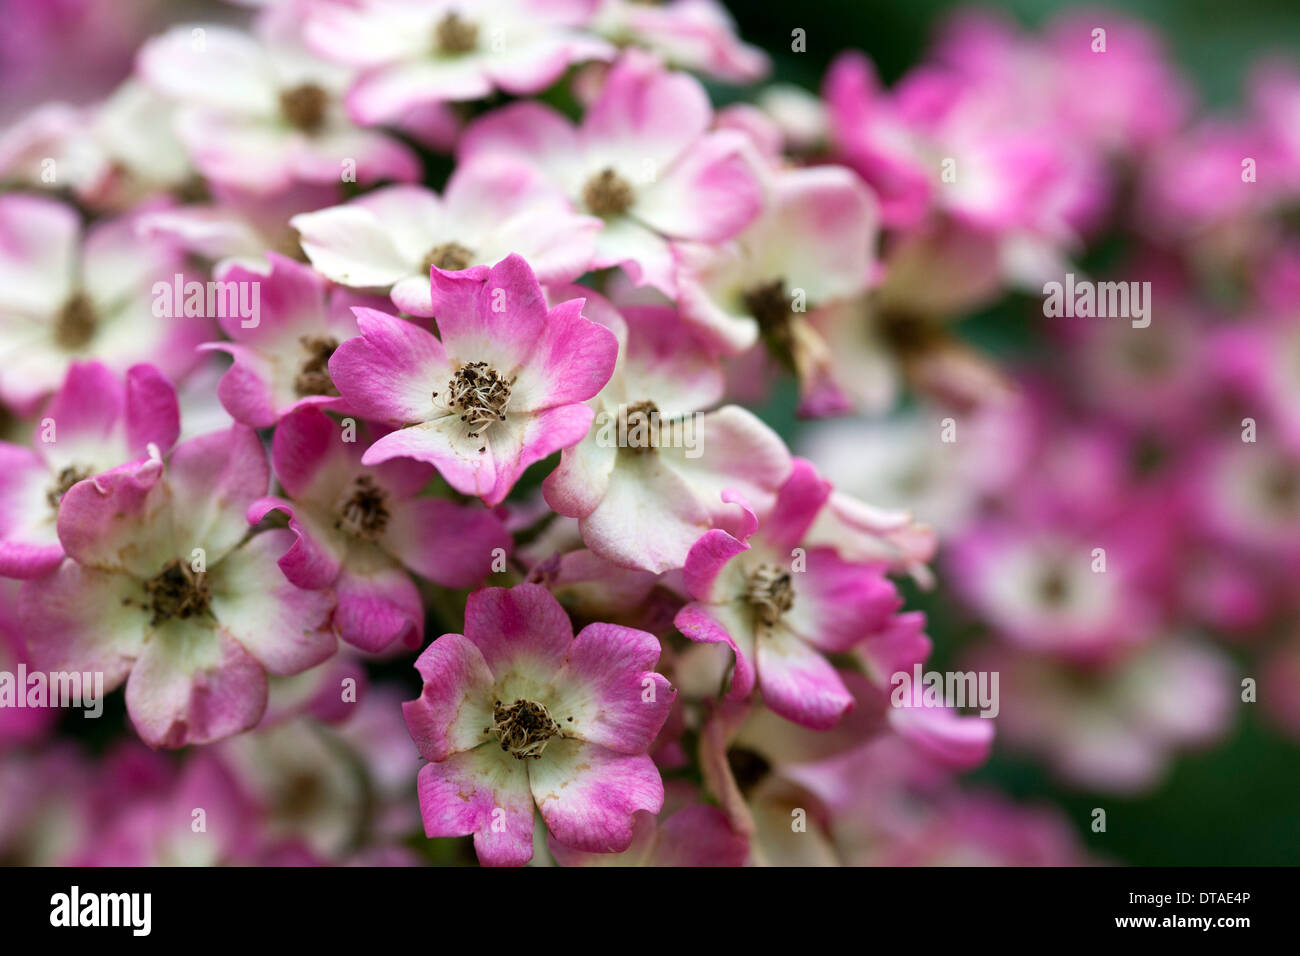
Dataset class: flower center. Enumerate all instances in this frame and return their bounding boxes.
[742,278,795,355]
[144,559,212,627]
[620,399,660,454]
[876,307,941,358]
[582,168,635,217]
[294,335,340,397]
[492,698,560,759]
[745,563,795,628]
[435,12,478,54]
[335,475,390,539]
[53,293,97,350]
[280,83,329,134]
[420,241,474,274]
[437,361,512,446]
[46,464,91,511]
[1037,566,1071,607]
[1263,462,1300,513]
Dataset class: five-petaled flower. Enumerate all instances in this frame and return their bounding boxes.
[402,584,675,866]
[327,254,618,507]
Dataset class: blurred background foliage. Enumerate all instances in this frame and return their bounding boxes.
[725,0,1300,864]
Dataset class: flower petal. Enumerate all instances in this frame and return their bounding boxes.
[416,748,535,867]
[530,738,663,854]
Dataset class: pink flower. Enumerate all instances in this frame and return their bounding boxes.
[73,753,264,866]
[543,288,791,573]
[675,460,903,729]
[548,802,748,866]
[0,361,179,580]
[946,520,1163,660]
[972,639,1232,794]
[460,50,764,294]
[248,406,511,652]
[0,581,54,748]
[200,253,391,428]
[290,157,601,315]
[822,52,934,230]
[674,164,879,360]
[824,45,1102,286]
[0,194,208,414]
[327,254,617,506]
[590,0,769,83]
[303,0,614,124]
[137,21,420,195]
[138,182,344,270]
[20,425,336,748]
[402,584,674,865]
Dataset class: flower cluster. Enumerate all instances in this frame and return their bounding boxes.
[0,0,1294,868]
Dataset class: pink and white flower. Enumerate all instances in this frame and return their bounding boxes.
[460,50,764,294]
[0,361,179,580]
[673,164,879,364]
[0,194,207,414]
[248,406,511,652]
[543,288,791,573]
[327,254,617,506]
[591,0,769,84]
[402,584,674,865]
[200,253,390,428]
[20,425,336,748]
[138,182,344,271]
[303,0,614,124]
[972,639,1232,794]
[290,157,601,315]
[137,21,420,195]
[675,460,903,729]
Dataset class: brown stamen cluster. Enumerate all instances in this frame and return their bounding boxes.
[745,563,795,628]
[437,361,512,448]
[1037,566,1070,607]
[54,293,97,350]
[435,12,478,54]
[582,168,635,217]
[294,335,340,397]
[420,241,474,274]
[46,465,90,510]
[620,399,660,453]
[742,279,795,355]
[491,698,561,759]
[876,307,942,358]
[335,475,390,540]
[279,83,329,134]
[144,559,212,627]
[1264,463,1300,512]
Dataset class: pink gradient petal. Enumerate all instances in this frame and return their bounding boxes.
[403,633,496,763]
[462,583,574,682]
[167,425,270,563]
[332,550,423,652]
[19,562,146,688]
[328,308,446,425]
[125,621,268,748]
[416,749,534,867]
[531,739,664,854]
[548,621,675,754]
[757,627,855,730]
[208,530,336,676]
[382,497,510,590]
